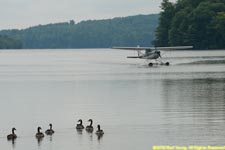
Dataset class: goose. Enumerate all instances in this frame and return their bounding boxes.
[86,119,94,132]
[76,119,84,130]
[45,123,55,135]
[36,127,44,138]
[7,128,17,140]
[95,124,104,136]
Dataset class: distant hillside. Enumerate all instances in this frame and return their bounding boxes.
[0,35,22,49]
[0,14,159,49]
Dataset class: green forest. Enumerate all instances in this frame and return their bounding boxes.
[155,0,225,49]
[0,35,22,49]
[0,14,158,49]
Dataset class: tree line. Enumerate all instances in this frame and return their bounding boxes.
[155,0,225,49]
[0,14,158,49]
[0,35,22,49]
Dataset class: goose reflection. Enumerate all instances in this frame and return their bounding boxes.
[36,136,43,146]
[97,134,103,140]
[48,135,53,142]
[7,138,16,149]
[76,128,83,135]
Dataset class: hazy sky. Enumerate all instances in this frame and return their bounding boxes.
[0,0,176,29]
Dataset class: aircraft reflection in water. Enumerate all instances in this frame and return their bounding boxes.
[112,46,193,66]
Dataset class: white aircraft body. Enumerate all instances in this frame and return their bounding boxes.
[112,46,193,66]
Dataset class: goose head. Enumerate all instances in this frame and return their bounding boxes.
[12,128,16,134]
[37,127,42,133]
[78,119,83,125]
[97,125,101,131]
[88,119,93,125]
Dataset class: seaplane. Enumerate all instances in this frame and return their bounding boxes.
[112,46,193,66]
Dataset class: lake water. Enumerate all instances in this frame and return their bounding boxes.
[0,49,225,150]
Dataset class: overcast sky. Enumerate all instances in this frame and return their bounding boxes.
[0,0,176,29]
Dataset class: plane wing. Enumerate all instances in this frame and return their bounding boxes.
[112,46,154,50]
[112,46,193,51]
[156,46,193,50]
